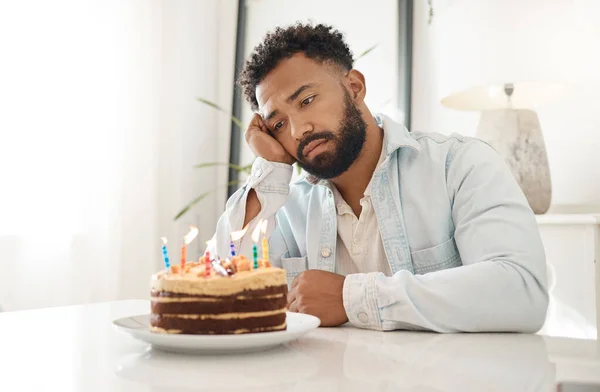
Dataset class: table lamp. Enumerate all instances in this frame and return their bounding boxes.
[441,82,569,214]
[434,0,579,214]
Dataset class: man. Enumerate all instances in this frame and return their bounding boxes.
[212,23,548,332]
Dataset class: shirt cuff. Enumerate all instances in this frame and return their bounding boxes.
[245,157,293,194]
[342,272,383,330]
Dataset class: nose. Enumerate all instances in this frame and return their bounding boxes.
[290,115,313,141]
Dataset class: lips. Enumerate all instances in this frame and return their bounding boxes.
[302,139,328,158]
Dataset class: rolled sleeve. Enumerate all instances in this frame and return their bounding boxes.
[246,157,293,195]
[212,157,293,259]
[343,272,383,330]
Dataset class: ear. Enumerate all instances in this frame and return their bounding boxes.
[346,69,366,104]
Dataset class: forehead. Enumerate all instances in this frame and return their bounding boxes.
[256,54,338,111]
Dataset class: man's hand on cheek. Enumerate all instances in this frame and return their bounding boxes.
[245,113,295,165]
[287,270,349,327]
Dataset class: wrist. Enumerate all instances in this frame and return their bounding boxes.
[266,156,295,166]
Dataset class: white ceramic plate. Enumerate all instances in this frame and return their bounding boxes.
[113,312,320,354]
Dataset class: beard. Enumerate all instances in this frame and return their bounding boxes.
[296,91,367,179]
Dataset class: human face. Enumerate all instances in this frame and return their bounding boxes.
[256,54,366,179]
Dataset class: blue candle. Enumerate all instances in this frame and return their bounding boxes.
[230,226,249,257]
[161,237,170,270]
[230,241,236,258]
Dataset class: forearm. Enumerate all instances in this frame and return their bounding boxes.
[343,259,548,333]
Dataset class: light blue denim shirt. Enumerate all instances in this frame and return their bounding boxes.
[213,114,549,333]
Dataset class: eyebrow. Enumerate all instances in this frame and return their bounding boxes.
[264,83,316,122]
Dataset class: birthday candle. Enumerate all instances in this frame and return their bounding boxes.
[262,237,268,263]
[205,249,211,277]
[161,237,170,270]
[229,241,236,257]
[180,226,199,275]
[252,244,258,269]
[229,226,249,258]
[251,222,263,269]
[204,238,218,278]
[260,220,269,264]
[180,242,186,274]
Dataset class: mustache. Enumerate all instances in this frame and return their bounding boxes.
[297,132,335,160]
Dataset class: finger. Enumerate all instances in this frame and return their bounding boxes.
[257,117,270,135]
[256,115,266,130]
[245,114,262,136]
[291,274,302,289]
[252,113,267,131]
[287,289,297,307]
[288,299,299,313]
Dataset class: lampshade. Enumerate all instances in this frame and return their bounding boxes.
[441,82,571,111]
[434,0,585,108]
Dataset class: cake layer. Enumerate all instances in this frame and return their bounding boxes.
[150,311,286,334]
[151,294,287,314]
[149,323,286,335]
[151,267,286,296]
[150,284,287,299]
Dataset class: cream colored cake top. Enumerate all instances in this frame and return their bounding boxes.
[151,263,286,296]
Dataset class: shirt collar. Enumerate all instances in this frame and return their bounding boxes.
[363,133,387,197]
[376,113,421,156]
[297,113,420,186]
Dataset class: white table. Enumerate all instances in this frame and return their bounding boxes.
[1,300,599,391]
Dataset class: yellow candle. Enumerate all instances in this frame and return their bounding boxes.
[262,236,268,263]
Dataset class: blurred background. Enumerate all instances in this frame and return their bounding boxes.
[1,0,599,340]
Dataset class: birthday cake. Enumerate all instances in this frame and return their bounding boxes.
[150,256,288,335]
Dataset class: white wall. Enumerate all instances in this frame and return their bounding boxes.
[157,0,238,266]
[239,0,401,172]
[412,0,600,209]
[0,0,236,310]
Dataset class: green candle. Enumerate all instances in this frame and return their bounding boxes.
[253,244,258,269]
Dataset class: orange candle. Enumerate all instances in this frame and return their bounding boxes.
[180,243,186,275]
[180,226,199,275]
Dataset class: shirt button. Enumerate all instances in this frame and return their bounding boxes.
[353,238,360,244]
[320,248,332,258]
[255,169,262,177]
[357,312,369,324]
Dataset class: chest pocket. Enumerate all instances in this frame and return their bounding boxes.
[410,236,462,275]
[281,256,308,288]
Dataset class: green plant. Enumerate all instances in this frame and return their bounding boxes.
[174,44,378,221]
[428,0,434,25]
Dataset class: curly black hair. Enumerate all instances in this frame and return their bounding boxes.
[238,23,354,111]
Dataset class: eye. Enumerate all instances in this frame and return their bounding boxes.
[301,95,315,106]
[273,121,285,130]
